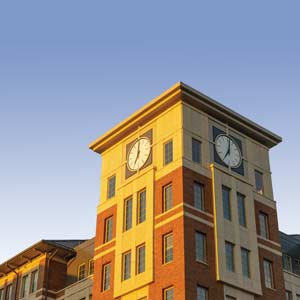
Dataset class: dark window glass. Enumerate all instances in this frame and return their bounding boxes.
[197,286,208,300]
[222,186,231,221]
[123,252,131,280]
[108,175,116,198]
[283,254,292,272]
[137,244,146,274]
[195,232,206,263]
[255,170,264,194]
[194,182,204,211]
[241,248,250,278]
[237,193,246,227]
[259,212,269,239]
[225,242,234,272]
[104,216,113,242]
[192,138,201,163]
[137,190,146,224]
[124,198,133,231]
[164,140,173,165]
[163,184,173,212]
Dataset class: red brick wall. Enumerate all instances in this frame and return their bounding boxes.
[255,247,285,300]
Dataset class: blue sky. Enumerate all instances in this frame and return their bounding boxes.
[0,1,299,262]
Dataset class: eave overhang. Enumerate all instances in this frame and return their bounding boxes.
[89,82,282,154]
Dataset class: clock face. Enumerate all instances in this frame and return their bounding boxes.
[215,134,242,168]
[127,137,151,171]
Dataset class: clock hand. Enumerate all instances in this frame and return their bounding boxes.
[224,139,231,160]
[134,141,141,168]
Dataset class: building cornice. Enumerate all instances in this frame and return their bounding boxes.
[89,82,282,154]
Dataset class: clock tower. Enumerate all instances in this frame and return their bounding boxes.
[90,83,284,300]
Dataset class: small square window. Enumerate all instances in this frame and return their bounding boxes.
[164,140,173,165]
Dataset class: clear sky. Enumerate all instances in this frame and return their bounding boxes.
[0,1,299,263]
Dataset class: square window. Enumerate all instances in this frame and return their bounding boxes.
[164,140,173,165]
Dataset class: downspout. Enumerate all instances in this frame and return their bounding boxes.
[44,250,58,300]
[6,263,19,300]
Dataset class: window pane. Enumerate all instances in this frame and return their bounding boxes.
[78,264,86,280]
[286,291,293,300]
[164,288,174,300]
[0,289,4,300]
[164,234,173,263]
[222,186,231,221]
[237,193,246,227]
[192,139,201,163]
[5,285,12,300]
[255,170,264,194]
[225,242,234,272]
[259,212,269,239]
[108,175,116,198]
[105,216,113,242]
[263,259,274,289]
[102,264,111,291]
[241,248,250,278]
[21,275,29,298]
[197,286,208,300]
[195,232,206,263]
[295,259,300,275]
[124,198,133,231]
[283,254,292,272]
[164,184,173,212]
[123,252,131,280]
[137,245,146,274]
[194,182,204,211]
[30,270,38,293]
[138,190,146,224]
[89,259,94,275]
[164,140,173,165]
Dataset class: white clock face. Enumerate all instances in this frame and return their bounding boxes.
[215,134,242,168]
[127,137,151,171]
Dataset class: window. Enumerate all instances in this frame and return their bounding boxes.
[226,297,236,300]
[295,259,300,275]
[192,138,201,163]
[78,264,86,281]
[122,252,131,280]
[124,197,133,231]
[286,291,293,300]
[263,259,274,289]
[104,216,113,242]
[137,189,146,224]
[283,254,292,272]
[225,242,234,272]
[5,285,12,300]
[195,232,206,263]
[197,286,208,300]
[107,175,116,199]
[296,295,300,300]
[259,212,269,239]
[222,186,231,221]
[89,259,94,275]
[163,184,173,212]
[137,244,146,274]
[0,289,4,300]
[102,263,111,291]
[164,140,173,165]
[21,275,29,298]
[30,270,38,293]
[255,170,264,194]
[163,287,174,300]
[241,248,250,278]
[163,233,173,264]
[194,182,204,211]
[237,193,246,227]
